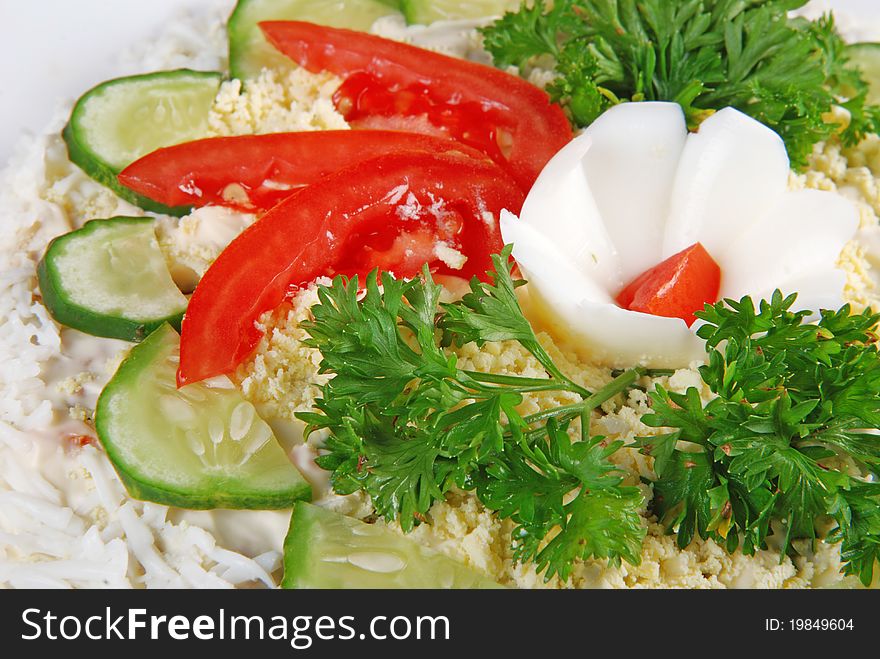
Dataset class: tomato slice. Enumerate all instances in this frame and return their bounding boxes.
[177,152,524,386]
[259,21,573,191]
[117,131,489,213]
[333,72,509,166]
[615,243,721,326]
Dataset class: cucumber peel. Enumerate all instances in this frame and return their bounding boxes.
[401,0,519,25]
[96,324,312,509]
[38,217,187,342]
[63,69,222,217]
[228,0,401,81]
[847,43,880,106]
[282,503,503,588]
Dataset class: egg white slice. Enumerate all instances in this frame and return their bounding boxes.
[758,269,849,318]
[663,107,790,259]
[718,189,858,302]
[501,210,611,304]
[519,134,622,292]
[501,212,706,369]
[581,102,688,283]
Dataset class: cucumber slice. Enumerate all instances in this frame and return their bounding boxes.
[847,43,880,106]
[37,217,187,342]
[96,324,312,509]
[401,0,519,25]
[282,503,502,588]
[228,0,401,80]
[63,70,223,216]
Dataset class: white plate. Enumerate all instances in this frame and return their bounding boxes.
[1,0,879,166]
[0,0,223,164]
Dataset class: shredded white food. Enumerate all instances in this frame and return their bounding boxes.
[1,0,878,589]
[0,0,284,589]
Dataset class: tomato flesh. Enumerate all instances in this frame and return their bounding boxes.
[65,434,95,448]
[615,243,721,326]
[117,131,489,213]
[259,21,572,191]
[334,72,510,165]
[177,152,524,386]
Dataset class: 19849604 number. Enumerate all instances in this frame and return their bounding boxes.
[765,619,854,631]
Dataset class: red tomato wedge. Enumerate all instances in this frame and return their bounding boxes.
[259,21,573,191]
[117,131,491,213]
[615,243,721,326]
[177,152,524,386]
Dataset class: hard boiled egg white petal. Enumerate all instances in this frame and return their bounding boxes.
[518,133,622,292]
[719,189,858,302]
[501,212,706,368]
[507,103,857,370]
[500,210,610,304]
[580,102,688,283]
[662,107,790,259]
[758,269,849,319]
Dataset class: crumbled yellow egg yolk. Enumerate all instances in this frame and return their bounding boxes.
[207,68,349,136]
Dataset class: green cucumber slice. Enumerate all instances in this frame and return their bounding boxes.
[63,70,223,216]
[282,503,502,588]
[96,324,312,509]
[228,0,401,80]
[400,0,519,25]
[37,217,188,342]
[847,43,880,106]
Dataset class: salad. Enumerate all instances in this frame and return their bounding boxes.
[2,0,880,589]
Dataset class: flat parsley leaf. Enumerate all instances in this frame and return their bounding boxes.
[481,0,880,167]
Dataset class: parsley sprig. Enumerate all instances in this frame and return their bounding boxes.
[298,254,879,584]
[637,292,880,585]
[297,249,646,581]
[481,0,880,167]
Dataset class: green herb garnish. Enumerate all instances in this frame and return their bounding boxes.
[637,291,880,586]
[297,248,646,581]
[298,254,880,585]
[481,0,880,167]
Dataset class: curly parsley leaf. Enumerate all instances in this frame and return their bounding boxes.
[481,0,880,167]
[828,483,880,586]
[299,257,880,585]
[299,254,646,579]
[441,249,589,393]
[477,420,645,580]
[639,292,880,585]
